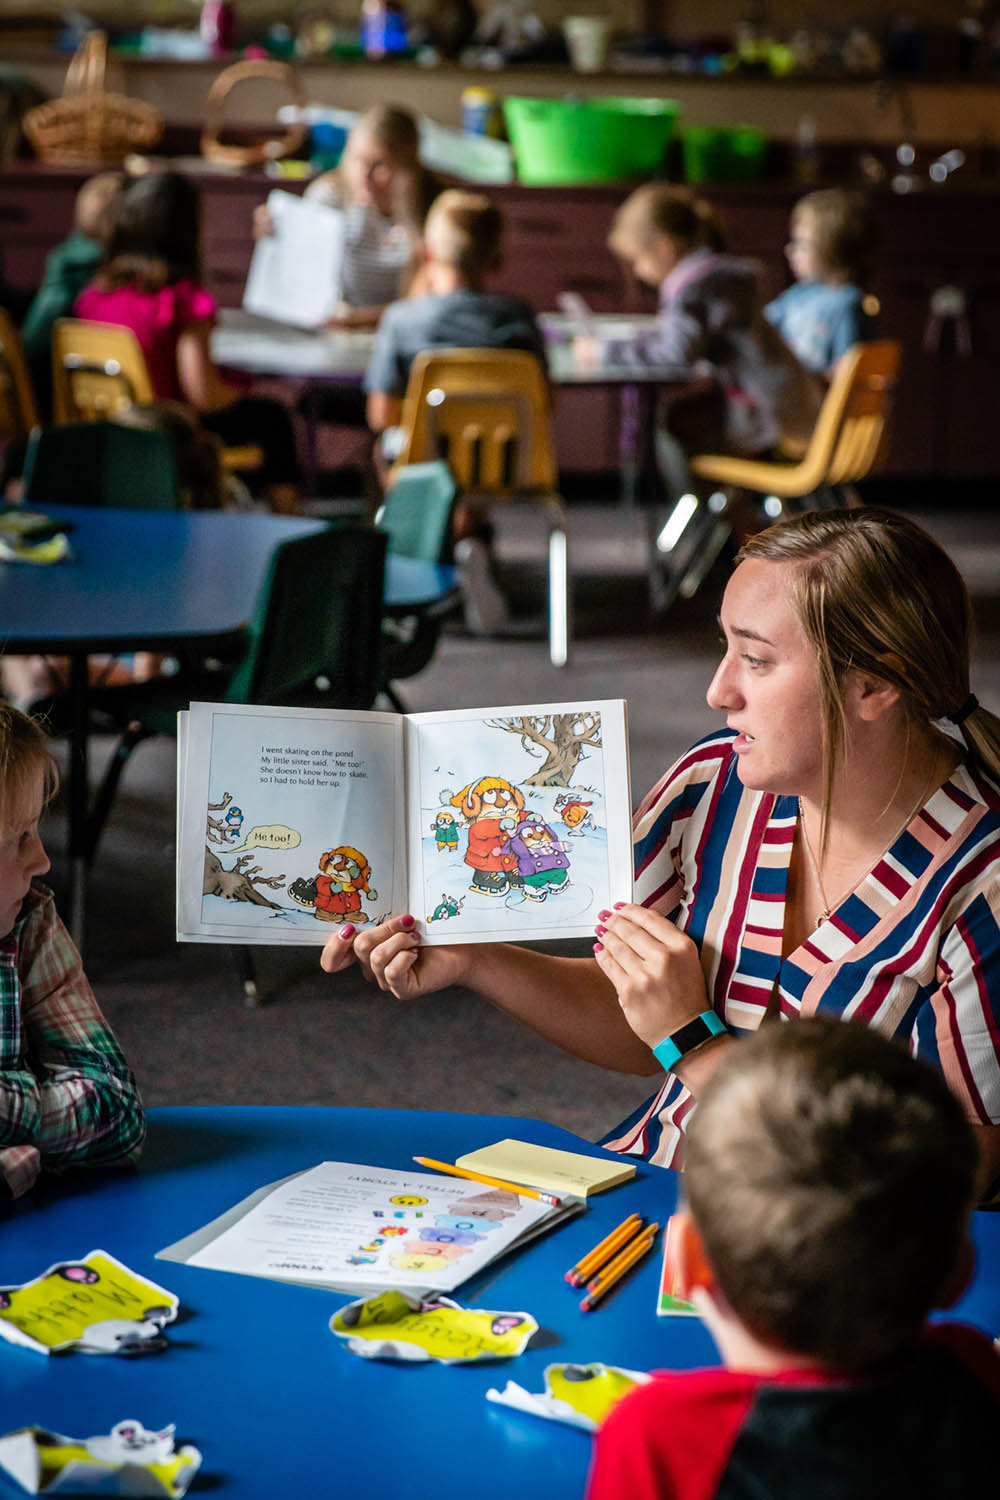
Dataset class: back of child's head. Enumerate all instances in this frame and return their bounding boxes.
[423,189,504,282]
[99,169,202,292]
[791,188,872,283]
[0,705,57,829]
[115,401,226,510]
[74,171,123,242]
[609,183,727,260]
[684,1017,977,1370]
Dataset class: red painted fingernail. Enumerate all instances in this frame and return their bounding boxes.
[400,914,415,930]
[594,924,606,938]
[339,924,355,939]
[593,942,604,954]
[613,901,626,910]
[597,908,611,921]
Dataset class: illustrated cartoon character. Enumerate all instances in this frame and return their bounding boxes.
[451,777,525,897]
[313,846,378,924]
[428,893,465,922]
[554,793,594,832]
[508,812,570,901]
[431,809,459,852]
[223,804,244,841]
[288,875,318,907]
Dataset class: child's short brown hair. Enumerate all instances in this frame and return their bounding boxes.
[791,188,872,283]
[0,705,58,829]
[608,183,727,260]
[422,189,504,282]
[685,1017,977,1369]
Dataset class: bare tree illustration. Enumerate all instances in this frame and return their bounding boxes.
[485,712,602,788]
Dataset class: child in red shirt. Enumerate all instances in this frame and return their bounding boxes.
[587,1017,1000,1500]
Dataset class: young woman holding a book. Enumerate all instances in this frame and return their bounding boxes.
[321,507,1000,1199]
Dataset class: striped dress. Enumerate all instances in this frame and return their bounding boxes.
[603,730,1000,1168]
[305,179,416,309]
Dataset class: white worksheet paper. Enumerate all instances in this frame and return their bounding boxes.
[243,189,345,328]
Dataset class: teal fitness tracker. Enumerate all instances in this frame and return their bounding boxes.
[653,1011,729,1073]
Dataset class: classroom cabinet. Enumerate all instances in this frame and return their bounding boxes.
[3,164,997,478]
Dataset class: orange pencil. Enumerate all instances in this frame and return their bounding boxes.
[580,1223,660,1311]
[564,1213,644,1286]
[412,1156,561,1206]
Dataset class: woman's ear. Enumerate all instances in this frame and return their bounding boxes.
[844,668,902,724]
[667,1209,715,1301]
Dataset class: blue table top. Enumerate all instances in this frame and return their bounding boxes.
[3,1106,999,1496]
[0,507,456,652]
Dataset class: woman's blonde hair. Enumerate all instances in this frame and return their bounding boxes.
[608,183,727,261]
[738,508,1000,837]
[342,104,436,226]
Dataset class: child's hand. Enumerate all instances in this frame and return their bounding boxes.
[252,203,275,239]
[572,336,603,371]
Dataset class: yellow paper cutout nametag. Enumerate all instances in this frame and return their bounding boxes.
[0,1420,201,1497]
[0,1251,178,1355]
[487,1362,651,1432]
[331,1290,537,1362]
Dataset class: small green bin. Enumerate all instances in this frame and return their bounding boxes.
[681,125,769,184]
[502,95,680,185]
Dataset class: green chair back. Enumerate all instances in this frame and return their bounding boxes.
[375,461,457,566]
[226,523,387,708]
[23,420,180,509]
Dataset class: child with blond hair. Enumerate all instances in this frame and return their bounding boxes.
[587,1017,1000,1499]
[765,187,876,375]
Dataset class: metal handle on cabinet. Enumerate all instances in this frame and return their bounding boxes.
[923,284,972,357]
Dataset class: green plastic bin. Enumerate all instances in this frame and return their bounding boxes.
[502,95,679,185]
[681,125,769,184]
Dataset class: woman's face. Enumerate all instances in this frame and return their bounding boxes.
[706,558,825,798]
[341,127,402,213]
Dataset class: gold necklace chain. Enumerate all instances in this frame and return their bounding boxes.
[797,768,941,926]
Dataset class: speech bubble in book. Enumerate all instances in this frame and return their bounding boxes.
[487,1362,651,1432]
[0,1251,178,1356]
[0,1420,201,1497]
[330,1290,538,1362]
[228,823,301,855]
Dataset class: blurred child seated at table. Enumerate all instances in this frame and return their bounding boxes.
[0,705,145,1200]
[365,188,547,635]
[22,171,123,416]
[764,187,876,377]
[75,170,302,513]
[579,184,823,502]
[586,1017,1000,1500]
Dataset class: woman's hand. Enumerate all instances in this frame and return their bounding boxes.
[320,914,471,1001]
[593,902,708,1049]
[572,335,603,371]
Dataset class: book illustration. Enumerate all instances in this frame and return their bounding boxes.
[177,699,631,946]
[0,1421,202,1498]
[657,1217,699,1317]
[157,1160,583,1296]
[330,1290,538,1363]
[0,1252,178,1356]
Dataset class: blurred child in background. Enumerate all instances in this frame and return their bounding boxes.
[765,187,876,376]
[75,171,301,513]
[22,171,123,416]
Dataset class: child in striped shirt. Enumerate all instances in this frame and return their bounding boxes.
[0,707,144,1200]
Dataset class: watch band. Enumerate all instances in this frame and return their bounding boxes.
[653,1010,728,1073]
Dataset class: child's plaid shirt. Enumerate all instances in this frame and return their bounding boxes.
[0,884,145,1199]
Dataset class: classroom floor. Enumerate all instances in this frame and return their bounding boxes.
[44,495,1000,1146]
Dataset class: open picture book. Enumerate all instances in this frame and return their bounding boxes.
[176,699,632,946]
[242,189,346,328]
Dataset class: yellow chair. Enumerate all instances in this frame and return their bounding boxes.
[51,317,264,474]
[651,341,903,610]
[392,347,571,667]
[0,306,40,441]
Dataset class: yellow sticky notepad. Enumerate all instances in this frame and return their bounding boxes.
[455,1140,635,1198]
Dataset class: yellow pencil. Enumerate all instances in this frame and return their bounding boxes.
[565,1213,644,1286]
[412,1156,561,1206]
[580,1224,660,1311]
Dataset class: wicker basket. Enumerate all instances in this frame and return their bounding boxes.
[22,31,163,164]
[200,59,307,167]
